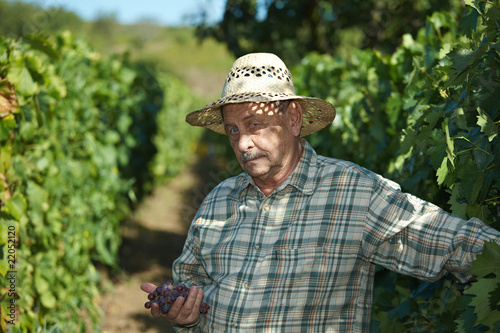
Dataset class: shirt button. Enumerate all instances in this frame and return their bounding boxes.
[263,205,269,211]
[254,245,260,250]
[243,282,250,289]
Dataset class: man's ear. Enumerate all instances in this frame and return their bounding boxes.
[288,101,303,137]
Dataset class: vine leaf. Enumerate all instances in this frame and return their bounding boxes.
[470,241,500,279]
[23,33,60,61]
[460,6,480,38]
[467,278,500,329]
[477,107,498,142]
[3,192,27,220]
[465,242,500,329]
[0,113,15,141]
[448,185,467,218]
[447,41,489,86]
[6,56,38,97]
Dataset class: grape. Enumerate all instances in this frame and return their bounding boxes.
[143,281,210,315]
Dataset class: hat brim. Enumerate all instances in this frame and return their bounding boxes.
[186,93,336,137]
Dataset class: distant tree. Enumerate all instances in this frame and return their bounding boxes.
[195,0,464,65]
[0,0,83,38]
[91,12,119,36]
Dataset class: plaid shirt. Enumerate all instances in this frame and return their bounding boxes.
[172,139,500,332]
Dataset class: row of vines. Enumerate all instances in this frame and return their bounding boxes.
[296,1,500,331]
[0,32,201,331]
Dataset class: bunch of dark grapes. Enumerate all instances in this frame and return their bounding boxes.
[144,280,210,314]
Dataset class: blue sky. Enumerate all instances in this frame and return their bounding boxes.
[22,0,226,26]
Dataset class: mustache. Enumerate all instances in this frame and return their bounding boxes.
[240,151,265,163]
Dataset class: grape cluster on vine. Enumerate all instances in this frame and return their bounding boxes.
[144,280,210,314]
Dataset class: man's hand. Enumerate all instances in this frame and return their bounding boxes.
[140,282,204,326]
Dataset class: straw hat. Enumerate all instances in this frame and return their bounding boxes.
[185,53,336,136]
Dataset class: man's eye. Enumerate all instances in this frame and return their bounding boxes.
[229,128,239,134]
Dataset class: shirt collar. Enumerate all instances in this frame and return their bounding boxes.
[238,138,317,196]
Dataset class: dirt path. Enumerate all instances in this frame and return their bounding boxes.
[99,154,222,333]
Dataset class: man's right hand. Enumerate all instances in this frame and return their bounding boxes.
[140,282,204,326]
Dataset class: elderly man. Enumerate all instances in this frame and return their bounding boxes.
[141,53,500,332]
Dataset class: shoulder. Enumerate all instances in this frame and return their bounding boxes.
[313,154,405,195]
[205,172,245,200]
[193,172,245,217]
[315,154,379,183]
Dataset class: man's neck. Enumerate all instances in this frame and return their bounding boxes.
[254,141,304,196]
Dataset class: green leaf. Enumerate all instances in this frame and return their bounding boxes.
[0,113,16,141]
[455,295,478,332]
[95,229,115,266]
[477,107,498,142]
[0,37,8,62]
[26,181,49,227]
[24,53,43,74]
[448,42,489,86]
[399,128,417,155]
[0,256,9,277]
[427,129,447,170]
[0,146,11,175]
[26,181,48,212]
[23,33,60,61]
[464,241,500,329]
[4,192,27,220]
[464,0,484,13]
[436,157,453,186]
[424,108,445,128]
[459,6,480,39]
[489,284,500,311]
[468,278,500,330]
[6,56,38,97]
[470,241,500,279]
[466,203,491,221]
[0,224,7,246]
[19,119,37,142]
[430,11,452,30]
[407,57,424,88]
[34,272,50,294]
[457,159,484,203]
[386,92,402,128]
[448,185,467,218]
[118,67,136,85]
[485,7,500,42]
[40,291,57,309]
[47,73,67,99]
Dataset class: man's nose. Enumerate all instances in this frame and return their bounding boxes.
[237,132,254,153]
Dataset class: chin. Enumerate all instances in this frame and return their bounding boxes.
[244,165,269,178]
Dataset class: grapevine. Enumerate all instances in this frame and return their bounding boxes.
[0,31,203,331]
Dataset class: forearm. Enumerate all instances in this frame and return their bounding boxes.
[371,213,500,282]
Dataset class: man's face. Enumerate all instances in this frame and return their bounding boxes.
[222,101,302,184]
